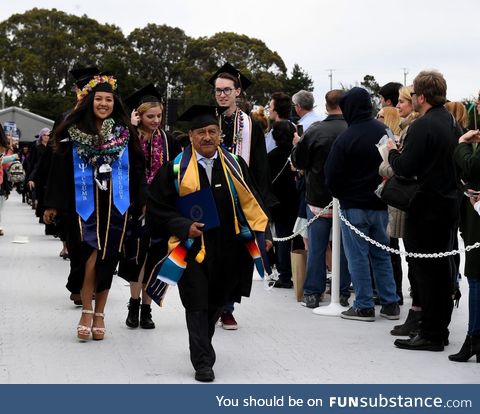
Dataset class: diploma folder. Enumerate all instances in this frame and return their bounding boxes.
[176,187,220,231]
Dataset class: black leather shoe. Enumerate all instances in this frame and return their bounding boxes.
[394,335,444,352]
[408,331,449,345]
[273,279,293,289]
[195,367,215,382]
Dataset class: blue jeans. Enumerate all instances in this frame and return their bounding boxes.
[468,278,480,336]
[303,209,351,298]
[340,208,398,309]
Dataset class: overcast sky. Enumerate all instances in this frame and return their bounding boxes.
[2,0,480,109]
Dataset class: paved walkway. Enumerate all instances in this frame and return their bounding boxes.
[0,192,478,384]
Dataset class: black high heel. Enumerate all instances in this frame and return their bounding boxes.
[448,335,480,362]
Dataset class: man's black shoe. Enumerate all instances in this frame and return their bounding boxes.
[394,335,444,352]
[195,367,215,382]
[408,331,449,345]
[273,279,293,289]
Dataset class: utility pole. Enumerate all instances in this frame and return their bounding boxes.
[401,67,409,86]
[1,69,5,110]
[326,69,335,90]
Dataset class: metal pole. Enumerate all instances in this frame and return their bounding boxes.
[401,68,409,86]
[1,69,5,110]
[327,69,334,91]
[313,198,344,316]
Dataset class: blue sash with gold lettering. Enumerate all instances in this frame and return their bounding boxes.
[73,145,94,220]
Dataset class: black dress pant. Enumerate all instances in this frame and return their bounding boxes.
[404,214,456,342]
[390,237,403,299]
[185,307,223,370]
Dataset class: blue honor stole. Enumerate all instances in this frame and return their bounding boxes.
[73,145,130,221]
[73,145,94,221]
[112,147,130,215]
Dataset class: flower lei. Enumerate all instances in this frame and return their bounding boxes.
[76,75,117,100]
[69,118,129,167]
[139,129,166,185]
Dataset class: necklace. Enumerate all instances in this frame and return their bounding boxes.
[69,118,129,168]
[220,109,244,154]
[140,129,167,185]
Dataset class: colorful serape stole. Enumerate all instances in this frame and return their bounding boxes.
[147,145,269,306]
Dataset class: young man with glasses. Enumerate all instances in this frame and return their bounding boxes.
[208,62,275,330]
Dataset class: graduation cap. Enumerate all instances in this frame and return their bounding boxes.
[208,62,252,91]
[177,105,227,130]
[124,83,162,111]
[69,66,100,89]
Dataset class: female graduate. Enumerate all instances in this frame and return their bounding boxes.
[44,73,146,341]
[119,84,180,329]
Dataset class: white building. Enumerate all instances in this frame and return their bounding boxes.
[0,106,54,143]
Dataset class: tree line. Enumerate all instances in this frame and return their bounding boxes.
[0,8,314,121]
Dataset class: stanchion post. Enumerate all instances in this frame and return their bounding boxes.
[313,198,344,316]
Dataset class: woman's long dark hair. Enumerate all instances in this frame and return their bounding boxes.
[54,91,141,156]
[0,124,10,149]
[272,120,295,150]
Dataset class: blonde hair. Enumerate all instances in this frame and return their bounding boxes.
[399,85,414,103]
[251,105,269,133]
[382,107,402,135]
[137,101,163,116]
[445,101,469,129]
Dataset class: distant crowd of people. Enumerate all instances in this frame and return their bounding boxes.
[1,65,479,383]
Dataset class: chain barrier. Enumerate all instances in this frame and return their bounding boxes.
[271,200,480,258]
[272,201,333,242]
[337,209,480,258]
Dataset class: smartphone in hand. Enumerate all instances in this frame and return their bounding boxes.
[296,124,304,136]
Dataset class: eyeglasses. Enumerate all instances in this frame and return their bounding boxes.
[214,87,234,96]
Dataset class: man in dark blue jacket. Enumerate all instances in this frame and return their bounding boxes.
[325,87,399,321]
[291,89,351,308]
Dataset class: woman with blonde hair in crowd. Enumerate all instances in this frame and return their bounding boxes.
[119,84,180,329]
[378,85,420,332]
[251,105,269,134]
[445,101,469,133]
[377,106,402,136]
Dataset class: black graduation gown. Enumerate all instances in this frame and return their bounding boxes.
[147,153,267,310]
[44,136,146,292]
[118,131,181,283]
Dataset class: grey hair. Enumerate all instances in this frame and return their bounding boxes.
[292,90,314,110]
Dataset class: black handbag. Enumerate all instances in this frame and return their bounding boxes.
[380,175,420,211]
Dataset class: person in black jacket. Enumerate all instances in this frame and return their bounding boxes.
[387,70,461,351]
[268,120,299,288]
[325,87,399,322]
[291,89,351,308]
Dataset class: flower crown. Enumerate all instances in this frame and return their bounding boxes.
[76,75,117,99]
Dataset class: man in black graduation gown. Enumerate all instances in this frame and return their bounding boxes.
[146,105,269,382]
[209,62,276,329]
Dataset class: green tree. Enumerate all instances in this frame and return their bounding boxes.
[0,8,134,118]
[360,74,381,111]
[283,64,314,96]
[127,24,191,97]
[180,32,287,107]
